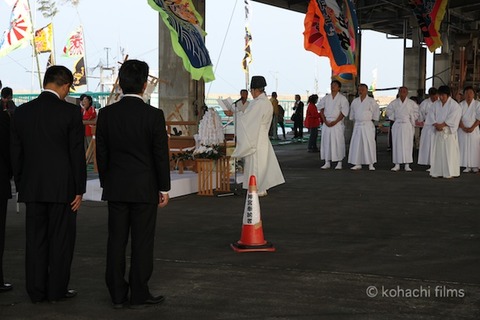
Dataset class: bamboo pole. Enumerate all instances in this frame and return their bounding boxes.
[26,0,43,90]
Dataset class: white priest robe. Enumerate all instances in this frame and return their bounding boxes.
[418,99,436,165]
[348,96,380,165]
[386,98,418,164]
[231,93,285,192]
[318,93,349,162]
[430,97,462,178]
[458,99,480,168]
[237,100,249,112]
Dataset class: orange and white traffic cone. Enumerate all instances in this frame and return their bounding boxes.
[230,175,275,252]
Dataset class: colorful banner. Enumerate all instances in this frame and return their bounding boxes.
[63,26,84,57]
[34,23,53,53]
[303,0,358,75]
[0,0,32,58]
[71,56,86,91]
[409,0,448,52]
[242,0,252,72]
[148,0,215,82]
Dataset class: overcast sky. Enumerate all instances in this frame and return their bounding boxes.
[0,0,433,97]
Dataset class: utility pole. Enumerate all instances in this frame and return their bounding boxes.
[104,47,111,68]
[100,47,114,93]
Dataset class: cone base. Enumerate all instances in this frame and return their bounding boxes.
[230,241,276,253]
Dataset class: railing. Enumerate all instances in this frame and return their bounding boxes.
[204,98,297,123]
[12,93,299,124]
[13,92,111,109]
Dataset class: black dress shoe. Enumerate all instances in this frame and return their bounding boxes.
[130,295,165,309]
[145,295,165,304]
[64,289,77,298]
[112,297,128,309]
[0,282,13,292]
[50,289,77,303]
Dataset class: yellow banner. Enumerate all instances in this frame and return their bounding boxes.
[34,23,53,53]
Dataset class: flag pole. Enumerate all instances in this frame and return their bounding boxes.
[26,0,43,90]
[243,0,251,89]
[80,25,88,91]
[51,22,56,65]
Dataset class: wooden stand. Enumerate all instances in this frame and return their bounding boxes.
[84,122,97,172]
[197,159,214,196]
[216,156,230,193]
[196,157,230,196]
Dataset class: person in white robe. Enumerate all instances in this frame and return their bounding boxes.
[229,76,285,196]
[458,86,480,173]
[386,86,419,171]
[236,89,249,112]
[429,85,462,178]
[318,80,350,170]
[348,83,380,170]
[417,87,438,169]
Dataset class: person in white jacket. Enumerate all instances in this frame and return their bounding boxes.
[229,76,285,196]
[318,80,349,170]
[348,84,380,171]
[386,86,419,172]
[429,85,462,178]
[417,87,438,170]
[458,86,480,173]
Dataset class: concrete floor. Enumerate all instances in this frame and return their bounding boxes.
[1,133,479,319]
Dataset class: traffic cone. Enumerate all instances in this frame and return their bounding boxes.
[230,175,275,252]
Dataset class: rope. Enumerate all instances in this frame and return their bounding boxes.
[206,0,239,97]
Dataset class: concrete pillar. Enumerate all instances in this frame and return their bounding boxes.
[433,53,451,89]
[403,26,426,98]
[157,0,206,136]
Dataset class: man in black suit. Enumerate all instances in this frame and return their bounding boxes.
[0,109,12,292]
[96,60,170,309]
[293,94,304,139]
[11,66,86,303]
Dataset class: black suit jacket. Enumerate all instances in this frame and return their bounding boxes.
[96,96,171,204]
[0,110,12,200]
[11,91,86,203]
[294,101,304,123]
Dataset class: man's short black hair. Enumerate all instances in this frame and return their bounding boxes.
[331,80,342,88]
[43,65,74,88]
[464,86,476,94]
[427,87,438,95]
[358,83,368,90]
[1,87,13,99]
[438,85,451,96]
[119,60,149,94]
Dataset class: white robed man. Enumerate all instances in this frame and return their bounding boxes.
[386,86,419,171]
[319,80,350,170]
[429,85,462,178]
[229,76,285,196]
[348,83,380,171]
[235,89,249,112]
[458,86,480,173]
[417,87,438,170]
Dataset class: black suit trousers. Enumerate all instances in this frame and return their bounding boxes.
[105,202,157,305]
[25,202,76,302]
[294,120,304,138]
[0,199,7,284]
